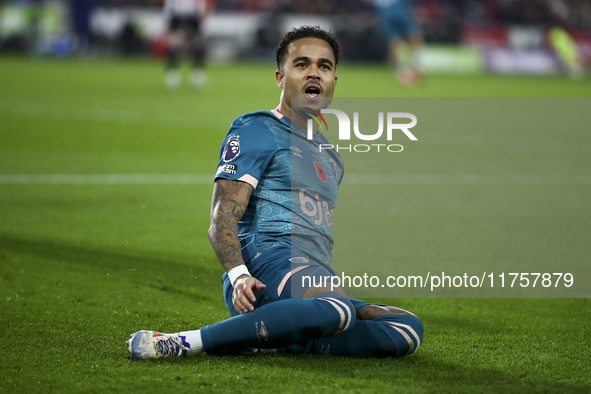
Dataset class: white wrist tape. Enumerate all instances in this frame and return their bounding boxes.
[228,265,251,287]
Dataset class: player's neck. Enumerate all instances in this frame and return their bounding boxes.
[274,104,318,134]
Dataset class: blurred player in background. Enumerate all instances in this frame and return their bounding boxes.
[372,0,424,86]
[127,25,423,359]
[69,0,97,55]
[163,0,213,89]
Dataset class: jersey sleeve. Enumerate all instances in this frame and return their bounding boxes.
[214,115,277,189]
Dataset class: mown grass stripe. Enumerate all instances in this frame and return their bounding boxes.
[1,173,590,185]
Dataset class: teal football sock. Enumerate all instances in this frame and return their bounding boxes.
[200,296,355,353]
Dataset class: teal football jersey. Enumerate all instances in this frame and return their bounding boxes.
[214,110,344,272]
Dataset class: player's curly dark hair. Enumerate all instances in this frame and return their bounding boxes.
[275,26,340,69]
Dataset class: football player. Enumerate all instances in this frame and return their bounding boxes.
[128,26,423,359]
[372,0,424,86]
[163,0,213,89]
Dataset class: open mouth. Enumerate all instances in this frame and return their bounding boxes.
[305,84,321,100]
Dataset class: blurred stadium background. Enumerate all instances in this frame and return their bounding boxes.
[0,0,590,76]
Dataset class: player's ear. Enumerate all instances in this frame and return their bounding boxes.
[275,69,284,88]
[334,75,338,88]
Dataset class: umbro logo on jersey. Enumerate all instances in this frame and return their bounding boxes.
[289,256,310,264]
[290,145,303,158]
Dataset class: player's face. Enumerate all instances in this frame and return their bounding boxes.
[276,37,337,115]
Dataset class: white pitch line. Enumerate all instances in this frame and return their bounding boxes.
[0,173,590,185]
[344,173,591,186]
[0,174,213,185]
[0,101,201,128]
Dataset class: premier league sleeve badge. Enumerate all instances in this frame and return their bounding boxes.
[222,135,241,162]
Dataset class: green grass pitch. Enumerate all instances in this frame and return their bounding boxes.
[0,56,590,393]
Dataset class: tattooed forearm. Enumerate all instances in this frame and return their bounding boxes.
[208,179,254,273]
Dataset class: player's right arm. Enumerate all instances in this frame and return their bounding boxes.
[208,178,265,314]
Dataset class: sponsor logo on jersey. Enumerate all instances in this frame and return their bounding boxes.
[222,135,241,162]
[216,163,238,175]
[299,188,333,228]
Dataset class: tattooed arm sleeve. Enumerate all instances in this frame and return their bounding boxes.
[208,178,254,273]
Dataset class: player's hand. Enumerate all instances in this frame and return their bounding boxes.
[232,275,266,314]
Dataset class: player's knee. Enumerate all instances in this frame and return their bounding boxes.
[314,293,356,335]
[406,315,423,352]
[378,314,423,357]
